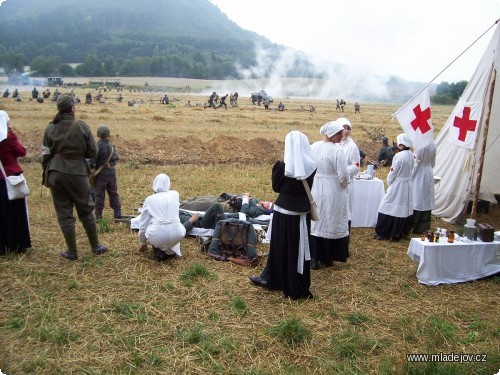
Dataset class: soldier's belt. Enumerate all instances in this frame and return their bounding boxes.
[54,153,84,160]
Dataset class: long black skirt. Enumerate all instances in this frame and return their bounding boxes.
[310,235,349,265]
[266,211,313,300]
[375,212,412,240]
[411,210,432,234]
[0,180,31,254]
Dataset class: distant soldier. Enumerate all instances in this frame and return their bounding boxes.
[52,89,60,102]
[43,89,51,99]
[232,91,239,107]
[340,99,346,112]
[354,102,361,114]
[263,97,270,110]
[161,94,169,104]
[278,102,285,111]
[32,87,39,99]
[85,92,92,104]
[204,92,217,109]
[336,99,341,111]
[3,88,10,98]
[215,94,228,110]
[12,89,18,99]
[251,93,258,105]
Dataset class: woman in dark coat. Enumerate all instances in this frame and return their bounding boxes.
[249,131,316,300]
[0,110,31,255]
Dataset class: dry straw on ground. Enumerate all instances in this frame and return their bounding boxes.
[0,82,499,374]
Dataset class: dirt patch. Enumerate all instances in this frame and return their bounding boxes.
[19,131,285,165]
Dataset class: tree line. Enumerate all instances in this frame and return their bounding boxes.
[432,81,468,104]
[0,50,251,80]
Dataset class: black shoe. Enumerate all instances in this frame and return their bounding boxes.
[153,246,177,261]
[249,275,268,287]
[91,245,108,254]
[375,236,385,241]
[310,259,320,270]
[60,251,78,261]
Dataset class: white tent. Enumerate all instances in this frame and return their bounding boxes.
[433,21,500,222]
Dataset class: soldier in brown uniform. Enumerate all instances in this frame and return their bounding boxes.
[42,93,108,260]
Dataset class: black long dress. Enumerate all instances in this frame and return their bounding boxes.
[263,161,315,300]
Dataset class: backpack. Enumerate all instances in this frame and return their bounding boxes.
[205,218,260,266]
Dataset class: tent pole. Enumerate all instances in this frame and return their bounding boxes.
[471,68,496,219]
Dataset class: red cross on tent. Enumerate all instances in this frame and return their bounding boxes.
[393,87,434,150]
[453,106,477,141]
[447,101,482,149]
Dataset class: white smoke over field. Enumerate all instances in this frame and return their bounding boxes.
[217,44,395,102]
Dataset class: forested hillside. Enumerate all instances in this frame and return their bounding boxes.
[0,0,312,79]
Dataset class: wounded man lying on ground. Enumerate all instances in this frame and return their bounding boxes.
[179,192,273,219]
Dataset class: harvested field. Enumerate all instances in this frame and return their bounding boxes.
[0,81,499,374]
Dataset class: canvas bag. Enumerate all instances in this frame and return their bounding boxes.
[0,161,30,200]
[206,218,259,266]
[301,180,319,221]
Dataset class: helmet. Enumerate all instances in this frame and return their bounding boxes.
[97,125,110,138]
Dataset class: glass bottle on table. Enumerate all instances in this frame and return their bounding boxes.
[448,230,455,243]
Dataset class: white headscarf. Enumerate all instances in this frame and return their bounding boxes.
[397,133,411,147]
[319,120,344,138]
[337,117,352,129]
[284,131,316,180]
[0,110,10,142]
[152,174,171,193]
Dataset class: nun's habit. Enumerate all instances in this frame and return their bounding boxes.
[310,121,350,266]
[261,131,317,300]
[375,133,414,240]
[139,174,186,257]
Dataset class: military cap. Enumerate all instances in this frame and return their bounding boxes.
[97,124,110,138]
[57,93,75,112]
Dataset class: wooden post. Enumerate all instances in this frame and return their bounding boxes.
[471,68,496,219]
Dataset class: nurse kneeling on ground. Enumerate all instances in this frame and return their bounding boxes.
[137,174,198,261]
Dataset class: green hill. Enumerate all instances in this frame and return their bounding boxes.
[0,0,286,79]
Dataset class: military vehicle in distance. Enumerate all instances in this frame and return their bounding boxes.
[250,90,273,105]
[47,77,64,86]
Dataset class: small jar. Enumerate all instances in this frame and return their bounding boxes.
[421,232,426,241]
[448,230,455,243]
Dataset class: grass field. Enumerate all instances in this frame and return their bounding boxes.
[0,81,499,374]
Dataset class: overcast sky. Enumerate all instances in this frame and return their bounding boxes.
[210,0,500,83]
[1,0,498,87]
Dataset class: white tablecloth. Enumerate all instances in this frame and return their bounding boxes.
[407,238,500,286]
[350,178,385,227]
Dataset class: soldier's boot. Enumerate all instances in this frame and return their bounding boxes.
[82,220,108,255]
[113,208,122,219]
[95,209,103,220]
[60,227,78,261]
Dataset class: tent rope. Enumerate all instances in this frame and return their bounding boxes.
[359,18,500,158]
